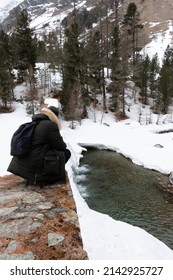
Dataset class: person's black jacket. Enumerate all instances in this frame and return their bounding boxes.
[7,107,68,184]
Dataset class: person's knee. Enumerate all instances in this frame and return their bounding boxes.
[64,149,71,163]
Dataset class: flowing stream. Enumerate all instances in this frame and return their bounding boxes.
[76,148,173,250]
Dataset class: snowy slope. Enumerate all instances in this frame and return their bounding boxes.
[0,0,23,23]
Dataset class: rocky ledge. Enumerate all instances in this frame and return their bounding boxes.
[0,175,88,260]
[155,174,173,203]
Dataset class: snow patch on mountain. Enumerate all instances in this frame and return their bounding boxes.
[0,0,23,23]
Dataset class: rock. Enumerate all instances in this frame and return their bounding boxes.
[153,144,164,148]
[48,233,65,246]
[0,174,88,260]
[4,241,19,253]
[0,191,24,205]
[169,172,173,185]
[0,252,34,260]
[0,206,18,217]
[37,202,54,210]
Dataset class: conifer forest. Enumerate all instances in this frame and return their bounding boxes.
[0,0,173,122]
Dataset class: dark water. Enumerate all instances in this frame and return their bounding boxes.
[76,148,173,250]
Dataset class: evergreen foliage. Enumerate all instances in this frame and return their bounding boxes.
[139,54,150,104]
[158,45,173,113]
[15,9,37,83]
[109,25,121,112]
[149,53,160,99]
[86,31,103,97]
[1,2,173,118]
[122,2,143,64]
[0,30,14,110]
[62,22,86,121]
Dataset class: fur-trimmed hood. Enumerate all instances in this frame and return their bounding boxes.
[41,107,61,130]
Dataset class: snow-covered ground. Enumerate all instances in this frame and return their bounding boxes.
[1,96,173,260]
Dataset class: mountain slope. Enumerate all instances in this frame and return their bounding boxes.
[0,0,85,32]
[130,0,173,46]
[0,0,173,59]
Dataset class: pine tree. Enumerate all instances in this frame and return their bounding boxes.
[62,22,86,121]
[109,20,129,117]
[149,53,160,99]
[158,45,173,113]
[86,30,102,100]
[109,25,121,112]
[36,40,47,62]
[45,31,61,69]
[0,30,14,110]
[15,9,37,85]
[122,2,143,64]
[139,54,150,104]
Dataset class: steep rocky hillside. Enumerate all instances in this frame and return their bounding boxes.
[127,0,173,47]
[0,0,173,55]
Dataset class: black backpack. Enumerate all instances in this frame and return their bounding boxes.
[10,121,39,157]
